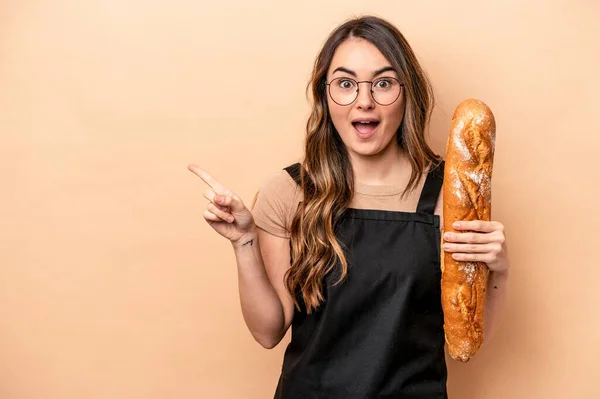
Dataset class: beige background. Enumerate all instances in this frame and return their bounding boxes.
[1,0,599,398]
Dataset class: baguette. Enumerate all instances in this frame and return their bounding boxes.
[441,98,496,362]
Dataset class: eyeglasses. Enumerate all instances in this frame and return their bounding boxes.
[325,77,403,106]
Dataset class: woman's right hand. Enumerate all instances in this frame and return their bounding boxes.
[188,164,256,246]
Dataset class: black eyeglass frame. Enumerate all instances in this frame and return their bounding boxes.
[324,77,404,106]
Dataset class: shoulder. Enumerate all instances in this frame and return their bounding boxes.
[251,164,303,238]
[257,165,302,201]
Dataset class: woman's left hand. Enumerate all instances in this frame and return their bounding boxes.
[442,220,509,275]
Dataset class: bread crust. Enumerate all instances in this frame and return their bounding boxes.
[442,98,496,362]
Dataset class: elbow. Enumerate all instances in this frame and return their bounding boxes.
[253,332,284,349]
[258,340,279,350]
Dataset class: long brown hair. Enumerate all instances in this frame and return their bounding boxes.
[286,15,442,313]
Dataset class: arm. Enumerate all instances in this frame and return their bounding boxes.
[232,228,295,349]
[484,266,509,340]
[187,164,295,349]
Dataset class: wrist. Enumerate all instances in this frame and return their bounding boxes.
[489,257,510,277]
[231,228,258,249]
[489,267,509,283]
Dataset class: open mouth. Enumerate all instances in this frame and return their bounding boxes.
[352,120,380,136]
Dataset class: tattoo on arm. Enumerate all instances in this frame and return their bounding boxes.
[242,239,254,247]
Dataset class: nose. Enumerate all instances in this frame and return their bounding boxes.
[355,82,375,110]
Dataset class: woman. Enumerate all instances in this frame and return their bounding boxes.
[188,15,509,398]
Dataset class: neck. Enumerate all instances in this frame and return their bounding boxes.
[349,143,410,186]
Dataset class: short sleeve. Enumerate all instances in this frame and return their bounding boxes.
[251,168,302,239]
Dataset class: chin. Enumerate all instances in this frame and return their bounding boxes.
[345,134,397,158]
[348,141,386,157]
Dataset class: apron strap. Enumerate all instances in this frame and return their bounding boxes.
[416,160,445,214]
[284,162,302,186]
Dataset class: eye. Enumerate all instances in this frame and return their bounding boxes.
[336,79,356,90]
[374,78,392,89]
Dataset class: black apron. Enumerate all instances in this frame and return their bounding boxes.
[274,161,447,399]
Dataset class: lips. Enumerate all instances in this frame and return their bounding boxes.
[352,118,380,136]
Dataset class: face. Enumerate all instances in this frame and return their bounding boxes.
[326,38,405,158]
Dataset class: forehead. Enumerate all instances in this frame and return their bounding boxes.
[328,38,391,76]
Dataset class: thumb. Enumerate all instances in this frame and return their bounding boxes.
[228,194,247,213]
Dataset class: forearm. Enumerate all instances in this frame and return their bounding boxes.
[232,231,286,347]
[484,269,509,340]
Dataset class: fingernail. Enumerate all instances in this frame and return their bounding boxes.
[227,216,234,223]
[444,233,451,240]
[215,196,223,204]
[453,222,460,229]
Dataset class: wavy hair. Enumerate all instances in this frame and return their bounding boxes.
[286,15,442,313]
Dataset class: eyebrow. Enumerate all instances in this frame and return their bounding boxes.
[331,66,396,78]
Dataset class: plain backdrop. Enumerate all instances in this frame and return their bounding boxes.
[1,1,599,398]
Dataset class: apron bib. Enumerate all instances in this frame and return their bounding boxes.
[274,162,447,399]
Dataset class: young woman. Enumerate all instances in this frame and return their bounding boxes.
[189,15,509,399]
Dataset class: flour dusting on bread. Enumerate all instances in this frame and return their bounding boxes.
[441,98,496,362]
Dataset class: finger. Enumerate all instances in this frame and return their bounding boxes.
[203,189,235,212]
[444,231,489,244]
[188,164,217,188]
[444,229,506,244]
[188,164,229,193]
[226,193,246,213]
[218,205,231,213]
[208,191,244,213]
[203,210,221,222]
[450,252,495,263]
[443,242,491,253]
[452,220,503,233]
[207,202,234,223]
[203,187,220,204]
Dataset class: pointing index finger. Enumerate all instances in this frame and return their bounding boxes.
[188,164,219,189]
